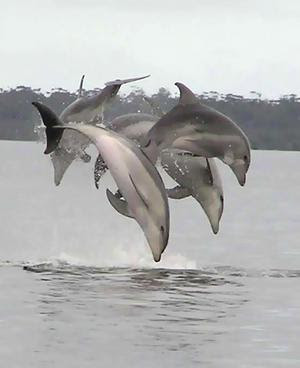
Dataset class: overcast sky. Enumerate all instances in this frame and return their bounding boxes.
[2,0,300,97]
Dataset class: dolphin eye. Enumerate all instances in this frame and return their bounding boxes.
[243,155,248,162]
[220,195,224,203]
[160,226,165,234]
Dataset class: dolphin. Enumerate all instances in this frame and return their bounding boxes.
[145,82,251,186]
[160,149,224,234]
[48,74,150,186]
[94,112,159,188]
[32,101,169,262]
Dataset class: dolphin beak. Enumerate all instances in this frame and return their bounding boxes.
[230,165,246,186]
[207,206,222,235]
[238,174,246,187]
[153,253,161,262]
[144,223,166,262]
[211,222,219,235]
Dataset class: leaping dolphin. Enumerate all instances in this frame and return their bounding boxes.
[160,149,224,234]
[145,82,251,186]
[49,74,150,186]
[32,101,169,262]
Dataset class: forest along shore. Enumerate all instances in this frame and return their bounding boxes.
[1,86,300,151]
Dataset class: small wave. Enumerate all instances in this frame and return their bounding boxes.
[56,247,197,269]
[20,258,300,280]
[200,265,300,279]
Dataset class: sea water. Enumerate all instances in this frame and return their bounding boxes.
[0,141,300,367]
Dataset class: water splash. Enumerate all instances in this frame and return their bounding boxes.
[50,247,197,270]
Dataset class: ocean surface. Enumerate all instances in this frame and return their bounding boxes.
[1,141,300,367]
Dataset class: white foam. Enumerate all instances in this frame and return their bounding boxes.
[54,246,197,270]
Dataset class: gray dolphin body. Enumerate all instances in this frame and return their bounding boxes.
[160,149,224,234]
[49,75,150,186]
[32,101,169,262]
[145,82,251,186]
[94,112,159,188]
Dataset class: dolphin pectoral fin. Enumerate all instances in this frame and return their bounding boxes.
[105,75,150,86]
[106,189,134,219]
[32,102,64,154]
[166,185,191,199]
[51,148,76,186]
[129,174,149,209]
[94,154,108,189]
[77,74,85,98]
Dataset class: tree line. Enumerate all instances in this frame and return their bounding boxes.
[0,85,300,150]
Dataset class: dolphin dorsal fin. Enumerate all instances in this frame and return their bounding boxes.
[175,82,198,105]
[78,74,85,98]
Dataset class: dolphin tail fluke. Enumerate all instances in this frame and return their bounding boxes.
[106,189,134,218]
[32,102,63,154]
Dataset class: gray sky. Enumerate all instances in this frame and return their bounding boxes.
[2,0,300,97]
